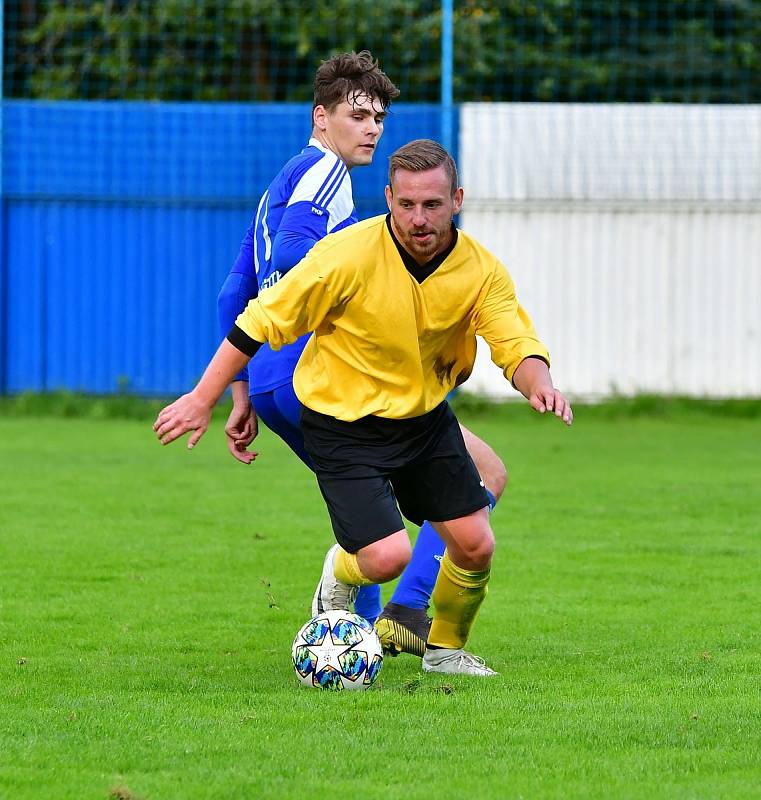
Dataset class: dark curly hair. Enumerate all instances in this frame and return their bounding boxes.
[313,50,399,112]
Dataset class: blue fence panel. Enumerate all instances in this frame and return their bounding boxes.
[1,101,455,395]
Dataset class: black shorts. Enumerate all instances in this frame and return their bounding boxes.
[300,401,489,553]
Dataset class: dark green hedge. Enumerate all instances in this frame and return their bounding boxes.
[5,1,761,103]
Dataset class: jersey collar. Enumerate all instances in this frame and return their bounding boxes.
[309,137,334,156]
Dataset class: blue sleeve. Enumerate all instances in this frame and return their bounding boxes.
[218,223,259,382]
[271,201,329,272]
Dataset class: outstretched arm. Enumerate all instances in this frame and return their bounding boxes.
[153,338,255,449]
[156,231,349,451]
[216,223,261,462]
[512,357,573,426]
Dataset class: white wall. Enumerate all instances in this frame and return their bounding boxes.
[459,104,761,399]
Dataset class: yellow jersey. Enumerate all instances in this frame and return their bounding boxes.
[234,214,549,421]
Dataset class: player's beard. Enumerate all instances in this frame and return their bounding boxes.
[408,232,436,258]
[405,223,451,261]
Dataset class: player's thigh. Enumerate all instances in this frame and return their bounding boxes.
[459,423,508,500]
[315,472,407,557]
[250,386,313,468]
[392,413,489,530]
[271,381,304,429]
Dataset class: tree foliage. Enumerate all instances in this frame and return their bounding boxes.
[5,0,761,102]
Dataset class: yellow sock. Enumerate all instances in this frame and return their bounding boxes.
[333,547,375,586]
[428,551,490,650]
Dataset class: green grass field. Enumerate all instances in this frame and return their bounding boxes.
[1,401,760,799]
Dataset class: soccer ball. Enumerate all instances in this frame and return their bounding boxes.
[292,609,383,690]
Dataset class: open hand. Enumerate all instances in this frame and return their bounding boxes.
[528,387,573,425]
[153,392,213,448]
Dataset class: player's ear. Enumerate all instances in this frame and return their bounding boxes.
[313,104,327,131]
[452,187,464,215]
[384,184,393,209]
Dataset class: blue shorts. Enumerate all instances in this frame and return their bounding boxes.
[250,382,313,469]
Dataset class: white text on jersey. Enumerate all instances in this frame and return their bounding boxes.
[260,270,282,291]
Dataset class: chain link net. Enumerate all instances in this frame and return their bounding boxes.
[5,0,761,103]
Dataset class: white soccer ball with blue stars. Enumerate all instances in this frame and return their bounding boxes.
[292,609,383,690]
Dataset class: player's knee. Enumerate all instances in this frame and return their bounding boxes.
[460,425,507,501]
[372,545,411,581]
[473,530,496,569]
[478,446,507,500]
[358,533,411,582]
[487,458,508,501]
[458,529,495,571]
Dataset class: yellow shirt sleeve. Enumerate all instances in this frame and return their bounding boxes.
[234,240,353,350]
[472,260,550,383]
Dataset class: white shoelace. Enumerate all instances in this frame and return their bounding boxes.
[329,581,357,609]
[428,649,496,674]
[454,652,491,671]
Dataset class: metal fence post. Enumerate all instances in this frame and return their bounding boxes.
[441,0,453,155]
[0,0,6,394]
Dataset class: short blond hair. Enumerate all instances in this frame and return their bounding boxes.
[388,139,459,196]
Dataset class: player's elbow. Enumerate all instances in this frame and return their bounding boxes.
[217,276,237,316]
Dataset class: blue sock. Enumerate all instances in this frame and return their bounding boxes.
[389,522,445,610]
[354,584,382,625]
[389,491,499,611]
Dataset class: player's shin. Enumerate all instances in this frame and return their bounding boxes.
[354,584,382,625]
[335,549,381,622]
[333,547,375,587]
[427,551,490,650]
[389,492,497,610]
[312,544,375,615]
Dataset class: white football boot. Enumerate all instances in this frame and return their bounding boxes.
[311,543,359,616]
[422,647,499,676]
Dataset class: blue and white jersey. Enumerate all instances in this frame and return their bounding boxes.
[218,139,358,393]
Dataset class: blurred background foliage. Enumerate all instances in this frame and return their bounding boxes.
[4,0,761,103]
